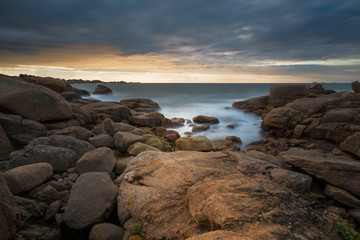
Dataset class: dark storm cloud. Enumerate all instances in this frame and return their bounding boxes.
[1,0,360,62]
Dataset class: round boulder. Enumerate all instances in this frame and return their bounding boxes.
[175,136,213,152]
[76,147,116,175]
[64,172,118,229]
[4,163,53,195]
[127,142,160,156]
[93,85,112,95]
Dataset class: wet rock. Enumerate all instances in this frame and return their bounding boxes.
[213,140,239,151]
[225,136,242,144]
[61,91,81,101]
[193,115,219,124]
[93,84,113,94]
[162,130,180,141]
[324,184,360,208]
[192,125,210,132]
[161,117,184,128]
[232,96,269,116]
[120,98,160,111]
[0,75,73,122]
[89,223,125,240]
[130,112,164,127]
[117,151,337,240]
[171,117,185,123]
[175,136,213,151]
[64,172,118,229]
[4,163,53,195]
[127,142,160,156]
[89,134,114,148]
[76,147,116,175]
[114,132,145,152]
[0,124,13,160]
[47,126,94,141]
[278,148,360,196]
[269,85,310,107]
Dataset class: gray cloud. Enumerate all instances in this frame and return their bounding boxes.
[0,0,360,63]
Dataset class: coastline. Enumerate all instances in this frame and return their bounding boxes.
[0,74,359,239]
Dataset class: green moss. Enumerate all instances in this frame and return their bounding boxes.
[334,218,360,240]
[130,223,143,236]
[184,197,189,207]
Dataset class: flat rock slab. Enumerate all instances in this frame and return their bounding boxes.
[4,163,53,195]
[64,172,118,229]
[278,148,360,196]
[117,151,337,239]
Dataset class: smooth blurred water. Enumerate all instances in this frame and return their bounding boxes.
[72,83,352,147]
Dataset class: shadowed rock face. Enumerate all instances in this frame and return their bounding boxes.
[117,151,337,240]
[0,75,73,122]
[269,85,310,107]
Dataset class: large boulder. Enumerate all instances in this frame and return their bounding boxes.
[9,135,95,171]
[324,184,360,208]
[81,102,131,123]
[117,151,336,239]
[19,74,73,93]
[262,91,360,138]
[0,75,73,122]
[175,136,213,151]
[60,91,81,102]
[4,163,53,195]
[192,115,219,124]
[76,147,116,175]
[64,172,118,229]
[352,81,360,93]
[89,134,114,148]
[92,118,137,137]
[161,118,184,128]
[232,96,269,116]
[278,148,360,196]
[269,85,310,107]
[0,173,16,240]
[0,124,13,160]
[114,132,145,152]
[93,85,112,94]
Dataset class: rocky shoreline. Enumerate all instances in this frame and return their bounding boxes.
[1,74,359,239]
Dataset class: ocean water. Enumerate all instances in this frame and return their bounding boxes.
[72,83,352,148]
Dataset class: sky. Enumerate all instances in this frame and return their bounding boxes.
[0,0,360,83]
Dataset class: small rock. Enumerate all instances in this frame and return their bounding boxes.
[89,223,125,240]
[93,85,112,94]
[348,209,360,224]
[4,163,53,195]
[193,115,219,124]
[127,142,160,156]
[114,157,133,175]
[114,132,145,152]
[192,125,210,132]
[68,173,79,183]
[55,213,64,227]
[45,200,62,221]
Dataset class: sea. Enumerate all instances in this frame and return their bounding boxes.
[72,83,353,148]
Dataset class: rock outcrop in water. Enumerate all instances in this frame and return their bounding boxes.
[0,74,358,239]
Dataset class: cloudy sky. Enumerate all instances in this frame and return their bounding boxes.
[0,0,359,83]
